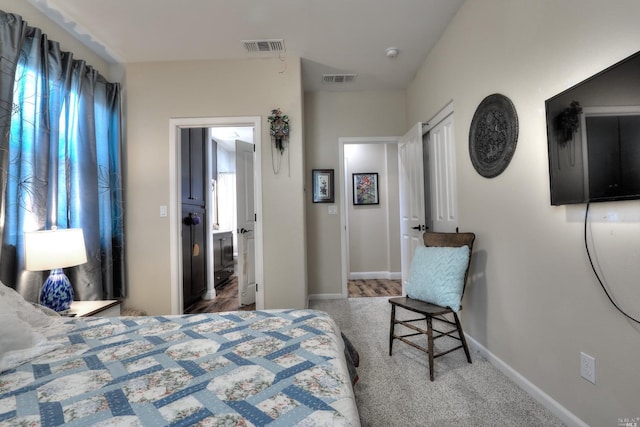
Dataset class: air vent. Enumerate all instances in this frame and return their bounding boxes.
[322,74,357,84]
[241,39,285,53]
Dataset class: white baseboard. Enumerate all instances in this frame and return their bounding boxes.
[465,335,588,427]
[349,271,401,280]
[308,293,345,301]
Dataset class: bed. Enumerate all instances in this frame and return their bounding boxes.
[0,284,360,426]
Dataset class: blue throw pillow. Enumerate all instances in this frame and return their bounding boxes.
[405,245,470,312]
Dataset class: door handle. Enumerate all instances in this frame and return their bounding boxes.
[183,212,201,226]
[240,228,253,234]
[411,225,426,231]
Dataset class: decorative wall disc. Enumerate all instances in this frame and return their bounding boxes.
[469,93,519,178]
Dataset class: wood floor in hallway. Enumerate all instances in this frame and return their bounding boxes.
[347,278,401,298]
[185,277,402,313]
[184,277,255,314]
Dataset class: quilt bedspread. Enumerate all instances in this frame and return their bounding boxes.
[0,309,359,426]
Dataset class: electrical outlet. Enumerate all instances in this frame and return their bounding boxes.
[581,352,596,384]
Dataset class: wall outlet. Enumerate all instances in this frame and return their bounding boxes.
[581,352,596,384]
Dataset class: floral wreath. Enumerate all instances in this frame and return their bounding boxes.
[555,101,582,143]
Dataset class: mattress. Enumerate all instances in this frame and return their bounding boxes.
[0,309,360,426]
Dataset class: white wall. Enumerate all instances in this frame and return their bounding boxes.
[345,143,399,278]
[305,90,406,296]
[406,1,640,424]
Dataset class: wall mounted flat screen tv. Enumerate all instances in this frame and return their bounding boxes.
[546,50,640,205]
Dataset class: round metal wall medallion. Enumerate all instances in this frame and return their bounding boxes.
[469,93,519,178]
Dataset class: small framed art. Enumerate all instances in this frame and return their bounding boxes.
[353,172,379,205]
[312,169,335,203]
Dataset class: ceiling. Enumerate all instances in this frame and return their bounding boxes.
[210,127,254,151]
[26,0,464,92]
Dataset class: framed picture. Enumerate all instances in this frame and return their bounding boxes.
[353,172,379,205]
[312,169,335,203]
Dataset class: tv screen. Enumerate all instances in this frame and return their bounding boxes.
[546,50,640,205]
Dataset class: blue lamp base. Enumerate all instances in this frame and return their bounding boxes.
[39,268,74,312]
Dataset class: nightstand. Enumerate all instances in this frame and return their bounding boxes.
[67,300,121,317]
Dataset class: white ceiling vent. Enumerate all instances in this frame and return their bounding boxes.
[322,74,357,84]
[241,39,285,54]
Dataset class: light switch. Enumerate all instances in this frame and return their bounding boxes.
[328,205,338,215]
[159,205,168,217]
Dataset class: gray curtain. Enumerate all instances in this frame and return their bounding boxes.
[0,10,125,301]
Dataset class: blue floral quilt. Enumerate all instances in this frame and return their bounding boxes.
[0,310,360,426]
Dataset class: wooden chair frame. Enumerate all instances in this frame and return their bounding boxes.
[389,231,475,381]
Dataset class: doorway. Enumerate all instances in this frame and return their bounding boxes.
[338,102,457,299]
[338,136,402,298]
[169,116,263,315]
[208,128,255,311]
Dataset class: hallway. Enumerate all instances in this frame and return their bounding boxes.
[185,278,402,313]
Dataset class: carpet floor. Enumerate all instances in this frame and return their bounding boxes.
[310,297,565,427]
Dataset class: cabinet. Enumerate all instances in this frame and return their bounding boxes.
[182,206,207,307]
[213,231,234,288]
[181,128,206,205]
[181,127,207,309]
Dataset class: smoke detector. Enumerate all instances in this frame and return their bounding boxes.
[385,47,399,58]
[241,39,286,54]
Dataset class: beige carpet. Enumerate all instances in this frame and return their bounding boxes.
[310,297,565,427]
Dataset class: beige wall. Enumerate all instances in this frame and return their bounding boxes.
[3,0,308,314]
[385,143,401,274]
[9,0,639,422]
[304,90,406,296]
[407,0,640,424]
[345,143,400,277]
[124,57,306,314]
[0,0,109,77]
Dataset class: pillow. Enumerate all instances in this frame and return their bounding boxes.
[405,245,470,312]
[0,281,63,372]
[0,281,53,327]
[0,314,59,372]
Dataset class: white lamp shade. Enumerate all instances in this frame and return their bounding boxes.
[24,228,88,271]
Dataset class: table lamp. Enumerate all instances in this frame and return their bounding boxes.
[24,227,87,312]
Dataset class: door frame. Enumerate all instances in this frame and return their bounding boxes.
[338,136,400,298]
[169,116,263,314]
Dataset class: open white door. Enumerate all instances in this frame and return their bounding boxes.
[428,113,459,232]
[236,140,256,306]
[398,123,426,289]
